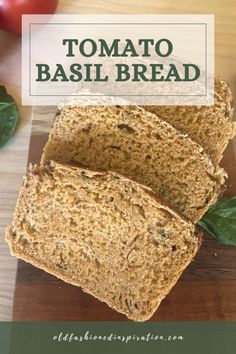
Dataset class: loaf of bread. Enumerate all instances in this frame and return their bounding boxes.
[143,79,235,164]
[5,161,201,321]
[41,105,226,222]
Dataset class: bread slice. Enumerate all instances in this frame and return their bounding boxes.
[143,79,235,164]
[41,105,226,223]
[5,161,201,321]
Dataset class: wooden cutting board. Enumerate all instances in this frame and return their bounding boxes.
[13,109,236,321]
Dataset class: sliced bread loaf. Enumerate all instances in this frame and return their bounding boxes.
[143,79,235,164]
[41,105,226,222]
[5,161,201,321]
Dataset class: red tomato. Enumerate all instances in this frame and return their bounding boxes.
[0,7,12,31]
[0,0,59,34]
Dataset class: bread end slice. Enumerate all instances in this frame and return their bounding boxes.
[144,78,235,164]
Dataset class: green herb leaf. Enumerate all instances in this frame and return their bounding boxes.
[0,86,19,148]
[197,197,236,246]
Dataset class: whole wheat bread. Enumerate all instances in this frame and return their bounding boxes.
[5,162,201,321]
[41,105,226,222]
[143,79,235,164]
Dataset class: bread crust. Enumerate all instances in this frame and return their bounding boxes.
[144,78,235,164]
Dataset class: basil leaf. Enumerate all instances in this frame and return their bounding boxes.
[0,86,19,148]
[197,197,236,246]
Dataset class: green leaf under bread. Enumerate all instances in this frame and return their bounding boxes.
[0,85,19,148]
[198,197,236,246]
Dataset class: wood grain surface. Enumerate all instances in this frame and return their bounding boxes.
[0,0,236,321]
[12,131,236,321]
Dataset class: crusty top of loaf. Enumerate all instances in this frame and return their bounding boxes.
[41,105,226,222]
[144,78,235,164]
[6,161,201,321]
